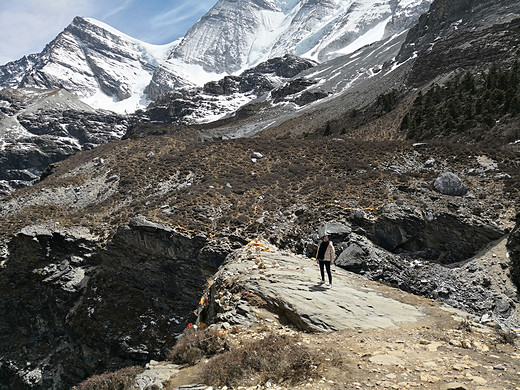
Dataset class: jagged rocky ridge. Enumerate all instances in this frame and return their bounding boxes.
[144,55,319,125]
[0,88,129,194]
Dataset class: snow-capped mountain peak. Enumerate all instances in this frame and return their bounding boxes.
[168,0,432,74]
[0,0,433,113]
[1,16,178,114]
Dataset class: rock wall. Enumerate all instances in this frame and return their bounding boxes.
[322,216,519,330]
[0,217,229,389]
[507,213,520,289]
[356,205,504,264]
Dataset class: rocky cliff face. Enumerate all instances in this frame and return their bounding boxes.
[0,54,39,89]
[170,0,433,73]
[0,88,128,194]
[0,217,230,389]
[147,0,433,99]
[396,0,520,85]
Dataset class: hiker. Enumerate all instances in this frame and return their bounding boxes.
[316,235,335,288]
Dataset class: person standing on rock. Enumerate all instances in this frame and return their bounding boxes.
[316,235,335,288]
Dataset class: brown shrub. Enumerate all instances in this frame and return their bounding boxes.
[72,366,144,390]
[495,329,518,346]
[200,333,326,387]
[169,327,229,365]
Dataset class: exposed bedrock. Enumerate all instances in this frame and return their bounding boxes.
[0,216,230,389]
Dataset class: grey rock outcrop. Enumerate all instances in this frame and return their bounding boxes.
[434,172,468,196]
[396,0,520,85]
[330,230,519,329]
[506,213,520,289]
[0,217,230,389]
[357,204,504,264]
[203,55,316,97]
[203,241,423,332]
[317,221,352,240]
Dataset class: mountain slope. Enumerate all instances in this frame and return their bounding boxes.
[0,87,128,193]
[147,0,433,98]
[2,0,434,110]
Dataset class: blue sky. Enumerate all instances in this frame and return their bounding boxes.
[0,0,218,65]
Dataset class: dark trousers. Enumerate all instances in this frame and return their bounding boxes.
[319,260,332,284]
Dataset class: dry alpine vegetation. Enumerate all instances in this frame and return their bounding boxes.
[1,133,518,243]
[79,321,520,390]
[3,131,519,390]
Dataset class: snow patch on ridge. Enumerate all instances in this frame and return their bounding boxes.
[336,17,392,55]
[83,17,175,63]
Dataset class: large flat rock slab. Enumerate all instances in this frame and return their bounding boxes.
[208,241,423,332]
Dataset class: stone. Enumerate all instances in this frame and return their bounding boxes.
[317,221,352,240]
[441,383,468,390]
[424,157,436,168]
[434,172,468,196]
[493,173,511,180]
[0,217,228,389]
[203,243,423,333]
[105,174,119,183]
[469,375,488,385]
[368,354,405,366]
[335,242,368,272]
[493,299,512,318]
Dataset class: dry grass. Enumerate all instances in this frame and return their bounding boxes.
[1,133,518,244]
[169,327,229,365]
[198,332,339,387]
[72,366,144,390]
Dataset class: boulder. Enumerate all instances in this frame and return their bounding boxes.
[335,242,367,272]
[317,221,352,241]
[434,172,468,196]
